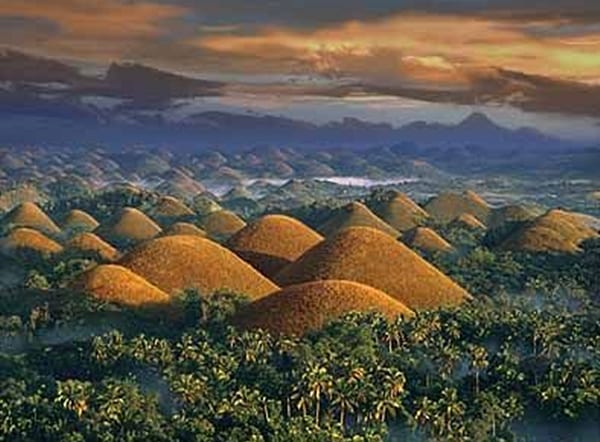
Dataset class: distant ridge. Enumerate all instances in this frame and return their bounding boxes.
[276,226,471,310]
[233,280,414,336]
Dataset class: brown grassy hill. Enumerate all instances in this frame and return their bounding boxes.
[424,190,491,224]
[156,169,205,198]
[275,227,470,310]
[451,213,486,230]
[163,222,207,237]
[403,227,454,253]
[61,209,100,232]
[1,227,64,257]
[119,235,279,299]
[488,204,541,229]
[318,202,400,238]
[67,233,120,261]
[72,264,171,308]
[96,207,162,243]
[233,280,414,336]
[372,191,429,232]
[149,196,195,219]
[227,215,324,277]
[500,209,599,253]
[2,202,60,235]
[201,210,246,240]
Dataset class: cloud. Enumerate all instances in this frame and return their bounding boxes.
[0,0,187,62]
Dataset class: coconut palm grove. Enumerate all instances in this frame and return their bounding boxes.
[1,1,600,441]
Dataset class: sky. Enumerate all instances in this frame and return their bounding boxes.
[1,0,600,140]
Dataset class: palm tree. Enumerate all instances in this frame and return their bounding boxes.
[304,362,333,427]
[469,344,489,395]
[330,377,357,429]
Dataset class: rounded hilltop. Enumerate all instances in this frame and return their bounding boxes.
[233,280,414,336]
[227,214,324,277]
[2,202,61,235]
[201,209,246,240]
[424,190,491,224]
[1,227,63,257]
[371,191,429,232]
[67,232,120,261]
[275,226,471,310]
[318,201,400,238]
[73,264,171,308]
[95,207,162,243]
[403,227,454,254]
[119,234,279,300]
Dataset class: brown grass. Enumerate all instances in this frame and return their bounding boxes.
[488,204,541,229]
[163,222,207,237]
[373,191,429,232]
[150,196,195,218]
[3,202,61,235]
[119,235,279,299]
[96,207,162,242]
[403,227,454,253]
[318,202,400,238]
[67,233,120,261]
[72,264,171,307]
[276,227,471,310]
[452,213,486,230]
[424,190,491,224]
[233,280,414,336]
[61,209,100,232]
[201,210,246,240]
[501,209,599,253]
[1,227,63,256]
[227,214,324,277]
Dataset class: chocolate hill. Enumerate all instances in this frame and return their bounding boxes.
[234,280,414,336]
[318,202,400,238]
[2,202,60,235]
[149,196,195,219]
[275,227,471,310]
[425,190,491,224]
[451,213,486,230]
[227,214,324,277]
[67,233,120,261]
[403,227,454,254]
[73,264,171,308]
[1,227,63,257]
[61,209,100,232]
[163,222,207,237]
[201,209,246,240]
[500,209,599,253]
[372,191,429,232]
[96,207,162,243]
[119,235,279,299]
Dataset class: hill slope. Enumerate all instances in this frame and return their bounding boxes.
[372,191,429,232]
[67,233,120,261]
[234,280,414,336]
[2,202,60,235]
[119,235,279,299]
[73,264,171,307]
[276,227,470,310]
[318,202,400,238]
[425,191,491,224]
[96,207,162,243]
[227,214,324,277]
[403,227,454,253]
[1,227,63,257]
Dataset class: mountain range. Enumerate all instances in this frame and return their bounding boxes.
[0,49,580,153]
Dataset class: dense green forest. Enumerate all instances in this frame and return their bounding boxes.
[1,236,599,441]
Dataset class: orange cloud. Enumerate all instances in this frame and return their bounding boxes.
[0,0,187,61]
[194,13,600,87]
